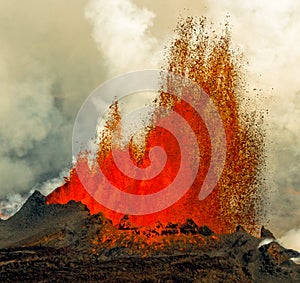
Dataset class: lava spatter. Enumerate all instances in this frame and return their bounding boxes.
[46,17,265,235]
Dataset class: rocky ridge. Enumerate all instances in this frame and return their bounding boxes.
[0,191,299,282]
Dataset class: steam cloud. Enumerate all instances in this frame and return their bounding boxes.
[84,0,161,75]
[0,0,299,250]
[279,228,300,253]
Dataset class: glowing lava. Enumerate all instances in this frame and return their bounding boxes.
[46,17,265,235]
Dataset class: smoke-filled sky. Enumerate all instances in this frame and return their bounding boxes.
[0,0,299,249]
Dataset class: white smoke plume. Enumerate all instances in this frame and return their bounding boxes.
[84,0,161,75]
[279,228,300,253]
[0,167,69,219]
[0,52,63,195]
[0,193,29,220]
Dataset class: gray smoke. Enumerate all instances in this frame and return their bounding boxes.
[0,0,105,198]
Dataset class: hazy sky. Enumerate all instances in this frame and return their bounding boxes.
[0,0,299,248]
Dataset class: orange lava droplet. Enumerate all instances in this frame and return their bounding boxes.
[46,17,265,235]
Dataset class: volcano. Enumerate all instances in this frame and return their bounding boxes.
[1,17,296,282]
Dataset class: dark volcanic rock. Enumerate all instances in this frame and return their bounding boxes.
[0,190,90,249]
[0,191,299,283]
[260,226,275,239]
[236,225,247,233]
[179,218,199,235]
[198,225,214,236]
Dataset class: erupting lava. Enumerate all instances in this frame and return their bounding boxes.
[46,17,265,235]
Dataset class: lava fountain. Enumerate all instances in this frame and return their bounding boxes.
[46,17,266,235]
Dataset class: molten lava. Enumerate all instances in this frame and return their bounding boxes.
[46,17,265,235]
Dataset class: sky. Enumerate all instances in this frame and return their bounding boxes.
[0,0,299,250]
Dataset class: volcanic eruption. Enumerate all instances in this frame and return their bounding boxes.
[1,16,300,283]
[46,17,266,235]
